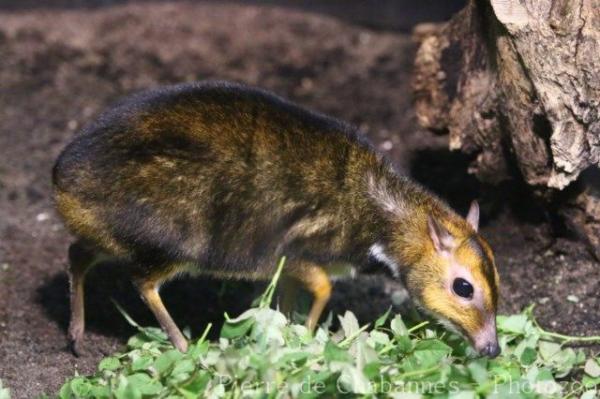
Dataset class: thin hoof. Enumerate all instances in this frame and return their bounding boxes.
[68,326,85,356]
[69,337,84,357]
[173,338,188,353]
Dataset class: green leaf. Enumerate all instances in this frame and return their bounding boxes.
[488,361,523,384]
[583,375,600,389]
[576,349,587,365]
[338,311,360,339]
[69,377,92,397]
[188,339,210,359]
[251,307,287,346]
[337,366,372,394]
[153,350,183,376]
[412,339,452,368]
[323,341,352,363]
[131,356,153,372]
[362,361,381,380]
[140,327,169,342]
[127,373,163,395]
[513,331,539,359]
[536,367,554,381]
[90,385,111,398]
[220,309,256,339]
[0,380,10,399]
[533,379,563,396]
[497,314,528,334]
[390,314,408,337]
[387,394,422,399]
[538,341,561,361]
[396,335,414,353]
[585,359,600,378]
[171,359,196,378]
[180,372,211,396]
[368,330,390,347]
[467,358,488,384]
[488,381,529,398]
[552,348,577,378]
[581,390,598,399]
[520,347,537,365]
[449,391,476,399]
[374,307,391,329]
[278,350,310,367]
[114,376,142,399]
[58,381,72,399]
[126,328,167,349]
[98,356,121,371]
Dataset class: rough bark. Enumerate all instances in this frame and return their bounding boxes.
[412,0,600,258]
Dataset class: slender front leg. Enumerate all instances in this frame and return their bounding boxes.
[136,280,188,352]
[285,262,332,332]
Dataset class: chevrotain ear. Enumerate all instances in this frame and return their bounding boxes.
[466,201,480,231]
[427,215,455,254]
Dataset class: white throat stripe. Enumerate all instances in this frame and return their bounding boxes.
[368,243,400,278]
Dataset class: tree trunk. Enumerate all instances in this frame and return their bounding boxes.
[412,0,600,258]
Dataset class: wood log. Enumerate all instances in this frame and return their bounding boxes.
[412,0,600,258]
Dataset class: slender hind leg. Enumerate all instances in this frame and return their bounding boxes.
[134,271,188,352]
[285,262,332,332]
[67,240,102,356]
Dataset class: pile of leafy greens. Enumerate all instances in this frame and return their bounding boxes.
[54,259,599,398]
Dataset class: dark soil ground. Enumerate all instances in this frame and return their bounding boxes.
[0,2,598,398]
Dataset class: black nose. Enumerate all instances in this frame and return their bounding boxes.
[481,342,501,358]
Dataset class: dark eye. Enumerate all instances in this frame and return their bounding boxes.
[453,278,474,299]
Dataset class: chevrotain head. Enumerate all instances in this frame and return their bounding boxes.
[367,174,501,356]
[401,202,500,358]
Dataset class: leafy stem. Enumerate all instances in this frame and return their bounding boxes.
[339,323,371,347]
[259,256,286,308]
[407,321,429,334]
[527,305,600,344]
[396,364,441,380]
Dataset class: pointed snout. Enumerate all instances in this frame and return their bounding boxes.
[473,318,501,358]
[478,341,501,358]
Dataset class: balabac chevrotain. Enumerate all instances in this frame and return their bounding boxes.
[53,81,501,357]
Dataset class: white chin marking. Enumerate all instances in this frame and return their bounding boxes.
[368,243,400,278]
[411,298,467,340]
[437,317,464,338]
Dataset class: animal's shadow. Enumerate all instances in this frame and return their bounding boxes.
[37,260,401,346]
[37,261,261,344]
